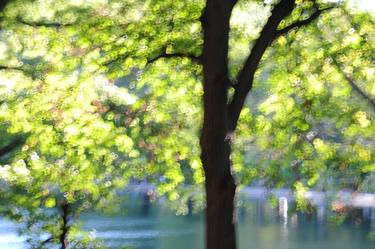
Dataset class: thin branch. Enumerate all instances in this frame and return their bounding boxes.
[346,76,375,110]
[275,6,335,38]
[41,237,53,245]
[0,65,24,71]
[228,0,296,130]
[103,47,201,68]
[331,57,375,111]
[147,47,201,65]
[102,54,127,67]
[16,17,74,28]
[0,137,25,158]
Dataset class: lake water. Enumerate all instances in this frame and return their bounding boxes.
[1,199,375,249]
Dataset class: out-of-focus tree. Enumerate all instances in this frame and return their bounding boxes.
[0,64,140,248]
[0,1,203,248]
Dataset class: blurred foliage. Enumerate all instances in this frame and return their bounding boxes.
[0,0,374,247]
[234,4,375,195]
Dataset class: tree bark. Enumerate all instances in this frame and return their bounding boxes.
[59,203,70,249]
[200,1,296,249]
[200,1,237,249]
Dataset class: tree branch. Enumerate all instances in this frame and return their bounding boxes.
[16,17,73,28]
[228,2,337,130]
[103,46,201,68]
[228,0,296,130]
[0,137,25,158]
[41,237,53,245]
[331,57,375,111]
[0,65,24,71]
[275,6,335,38]
[346,76,375,110]
[147,46,201,65]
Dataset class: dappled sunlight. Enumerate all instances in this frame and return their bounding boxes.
[0,0,374,248]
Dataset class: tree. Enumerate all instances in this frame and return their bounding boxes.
[0,1,204,247]
[0,64,138,248]
[1,1,375,249]
[238,5,375,193]
[199,1,341,248]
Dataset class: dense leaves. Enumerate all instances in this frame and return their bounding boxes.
[0,0,374,248]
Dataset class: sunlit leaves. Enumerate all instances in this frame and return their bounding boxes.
[230,2,375,193]
[0,0,374,246]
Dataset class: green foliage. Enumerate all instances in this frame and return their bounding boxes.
[0,0,204,246]
[0,0,374,247]
[232,5,375,195]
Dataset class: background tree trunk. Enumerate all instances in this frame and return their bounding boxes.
[59,203,70,249]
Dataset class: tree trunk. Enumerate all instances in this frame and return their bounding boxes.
[200,1,238,249]
[200,74,236,249]
[204,159,237,249]
[200,0,306,248]
[59,203,70,249]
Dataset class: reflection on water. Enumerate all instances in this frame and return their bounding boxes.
[0,219,25,248]
[1,199,374,249]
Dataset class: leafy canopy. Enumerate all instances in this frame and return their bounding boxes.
[0,0,374,247]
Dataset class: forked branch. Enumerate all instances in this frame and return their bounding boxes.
[228,0,296,130]
[228,0,337,130]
